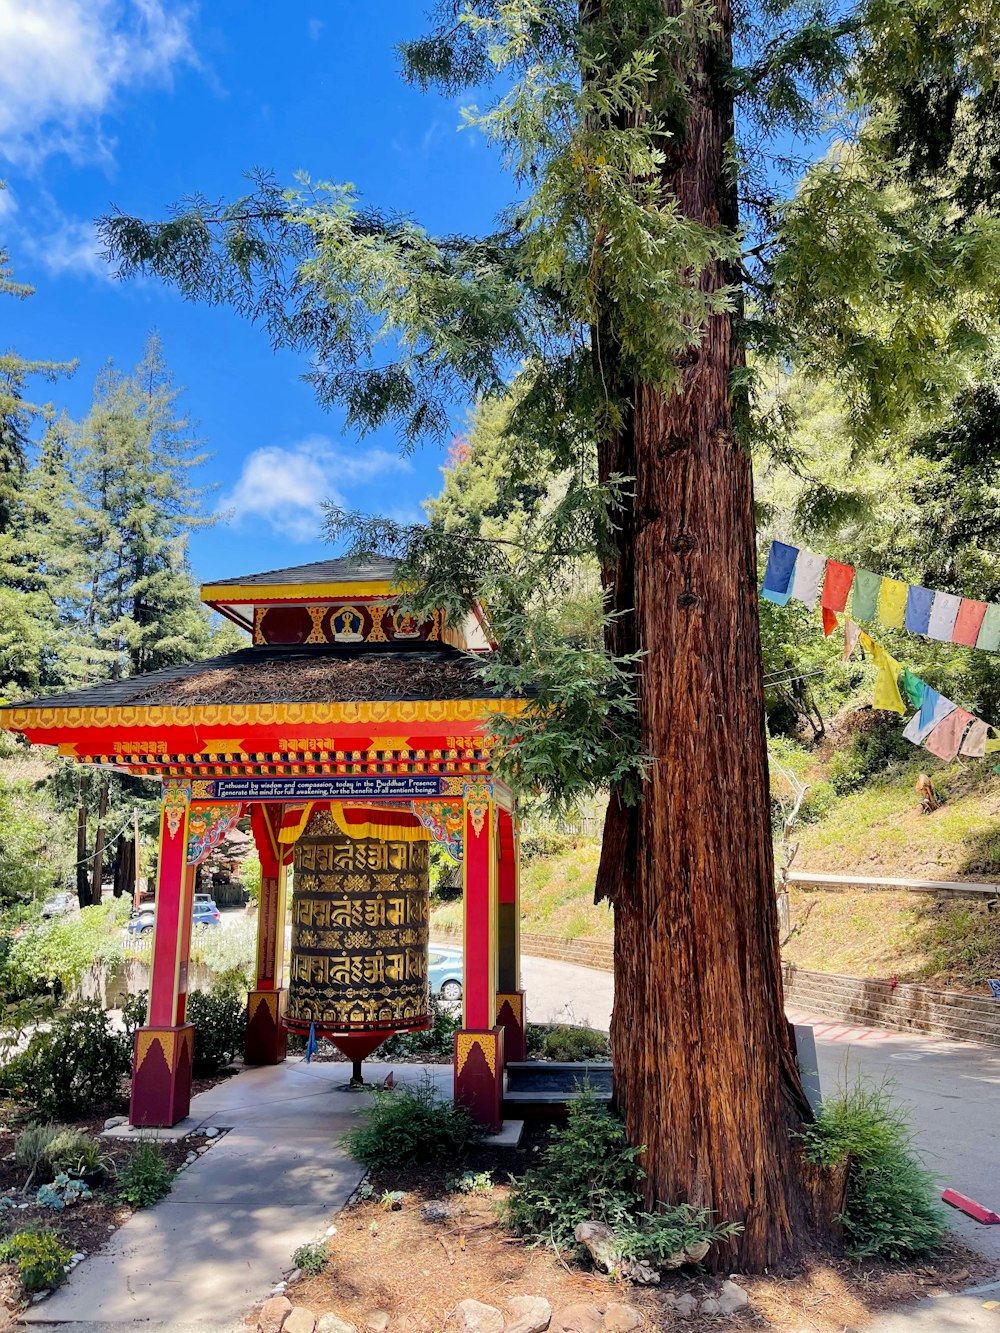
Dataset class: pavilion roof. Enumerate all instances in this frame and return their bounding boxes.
[201,557,398,591]
[6,642,518,714]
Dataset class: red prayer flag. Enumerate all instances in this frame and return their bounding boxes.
[821,560,855,612]
[952,598,988,647]
[822,606,839,636]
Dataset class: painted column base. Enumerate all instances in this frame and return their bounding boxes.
[245,988,288,1066]
[454,1026,504,1132]
[496,991,527,1064]
[129,1024,194,1128]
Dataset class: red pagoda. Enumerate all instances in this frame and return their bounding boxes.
[0,560,528,1131]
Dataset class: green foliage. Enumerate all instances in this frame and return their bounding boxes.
[186,984,247,1076]
[0,1227,73,1291]
[189,917,256,990]
[342,1075,486,1170]
[377,995,460,1060]
[7,897,130,992]
[45,1128,107,1179]
[448,1170,494,1195]
[827,717,914,796]
[0,1002,128,1119]
[241,856,262,903]
[526,1024,610,1062]
[36,1173,92,1210]
[118,1143,172,1208]
[292,1241,328,1274]
[800,1082,945,1259]
[13,1124,62,1183]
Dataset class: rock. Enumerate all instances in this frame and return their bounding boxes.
[365,1313,390,1333]
[670,1294,698,1318]
[601,1305,642,1333]
[103,1115,126,1130]
[619,1260,659,1286]
[204,1126,219,1137]
[325,1226,338,1237]
[445,1299,504,1333]
[71,1252,86,1264]
[505,1294,551,1333]
[421,1199,458,1224]
[662,1251,686,1270]
[259,1295,293,1333]
[289,1269,303,1284]
[699,1298,721,1316]
[284,1309,317,1333]
[574,1221,618,1273]
[550,1304,603,1333]
[317,1316,358,1333]
[684,1241,710,1265]
[717,1281,749,1315]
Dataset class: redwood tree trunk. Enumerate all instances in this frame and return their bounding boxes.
[89,777,108,906]
[596,0,815,1270]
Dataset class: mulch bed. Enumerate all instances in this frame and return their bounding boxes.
[252,1137,993,1333]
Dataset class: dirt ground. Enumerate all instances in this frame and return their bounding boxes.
[264,1149,991,1333]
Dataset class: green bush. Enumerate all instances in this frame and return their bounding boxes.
[503,1090,738,1266]
[118,1143,172,1208]
[13,1124,62,1186]
[526,1023,610,1061]
[293,1240,327,1274]
[378,996,460,1060]
[0,1003,128,1118]
[800,1081,945,1259]
[7,898,130,993]
[827,718,913,796]
[186,985,246,1076]
[342,1074,485,1170]
[0,1228,73,1291]
[45,1128,108,1179]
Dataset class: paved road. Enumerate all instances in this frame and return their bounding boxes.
[521,954,1000,1271]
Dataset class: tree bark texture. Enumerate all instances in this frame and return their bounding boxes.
[76,774,90,909]
[89,776,108,906]
[595,0,817,1270]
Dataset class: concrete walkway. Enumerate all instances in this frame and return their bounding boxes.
[23,1059,449,1333]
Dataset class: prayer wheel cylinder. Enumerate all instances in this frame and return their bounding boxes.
[286,807,431,1062]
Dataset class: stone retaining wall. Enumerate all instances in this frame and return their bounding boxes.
[435,925,614,972]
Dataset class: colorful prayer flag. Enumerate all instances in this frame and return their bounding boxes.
[878,577,908,629]
[904,586,934,636]
[305,1022,318,1064]
[923,708,975,762]
[870,642,905,714]
[822,606,839,636]
[952,598,988,647]
[822,560,855,612]
[902,686,957,745]
[762,541,798,606]
[902,668,925,710]
[790,550,826,609]
[843,617,861,659]
[850,569,881,622]
[961,719,989,758]
[927,591,961,641]
[976,604,1000,652]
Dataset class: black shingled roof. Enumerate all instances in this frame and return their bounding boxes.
[202,558,399,588]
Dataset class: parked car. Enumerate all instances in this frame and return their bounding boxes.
[40,891,74,919]
[428,947,463,1001]
[127,899,222,937]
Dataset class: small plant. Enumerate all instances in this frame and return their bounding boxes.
[800,1080,945,1259]
[186,983,247,1076]
[118,1143,172,1208]
[46,1128,109,1179]
[378,996,460,1060]
[527,1023,610,1062]
[14,1124,62,1190]
[448,1170,494,1195]
[0,1228,73,1292]
[380,1189,405,1210]
[342,1074,486,1170]
[0,1003,128,1119]
[292,1240,327,1274]
[36,1174,92,1210]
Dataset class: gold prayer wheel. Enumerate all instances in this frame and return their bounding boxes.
[286,807,431,1051]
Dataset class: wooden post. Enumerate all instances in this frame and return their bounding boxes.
[129,780,194,1127]
[495,807,526,1062]
[245,803,288,1065]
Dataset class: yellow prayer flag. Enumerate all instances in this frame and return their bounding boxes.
[878,577,908,629]
[871,642,905,714]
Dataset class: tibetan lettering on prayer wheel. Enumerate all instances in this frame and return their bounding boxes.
[286,807,430,1050]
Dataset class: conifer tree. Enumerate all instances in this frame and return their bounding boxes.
[99,0,1000,1266]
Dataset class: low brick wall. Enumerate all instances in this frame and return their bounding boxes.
[434,926,613,973]
[783,963,1000,1047]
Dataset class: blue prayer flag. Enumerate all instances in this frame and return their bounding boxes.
[905,585,934,636]
[305,1021,318,1063]
[762,541,799,606]
[989,980,1000,1001]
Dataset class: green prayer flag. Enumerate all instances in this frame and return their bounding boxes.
[902,668,925,710]
[850,568,881,622]
[976,603,1000,652]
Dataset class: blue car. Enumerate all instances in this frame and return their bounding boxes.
[127,899,221,937]
[428,947,463,1001]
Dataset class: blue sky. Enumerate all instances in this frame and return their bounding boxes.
[1,2,511,582]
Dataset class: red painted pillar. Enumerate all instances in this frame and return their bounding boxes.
[454,786,504,1130]
[495,807,526,1062]
[130,781,195,1127]
[245,803,288,1064]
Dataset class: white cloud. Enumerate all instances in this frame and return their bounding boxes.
[0,0,196,166]
[25,216,112,281]
[307,17,324,41]
[219,437,412,543]
[0,182,15,230]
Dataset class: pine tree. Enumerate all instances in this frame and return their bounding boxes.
[98,0,1000,1267]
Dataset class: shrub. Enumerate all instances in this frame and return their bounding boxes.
[0,1003,128,1118]
[378,996,460,1060]
[189,921,256,991]
[342,1074,485,1170]
[293,1240,328,1274]
[503,1090,738,1266]
[186,984,246,1076]
[827,718,912,796]
[527,1023,610,1062]
[14,1124,63,1186]
[45,1128,108,1179]
[7,898,130,993]
[0,1228,73,1291]
[800,1081,945,1259]
[448,1170,493,1195]
[118,1143,173,1208]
